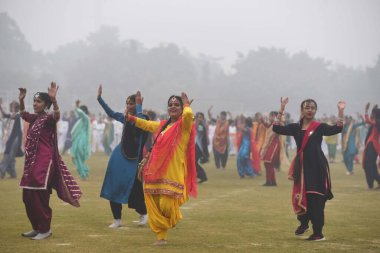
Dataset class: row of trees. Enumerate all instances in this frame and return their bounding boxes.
[1,12,378,116]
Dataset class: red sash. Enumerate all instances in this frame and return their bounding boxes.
[289,121,320,215]
[144,119,197,198]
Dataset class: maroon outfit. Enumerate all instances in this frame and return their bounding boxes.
[20,112,81,233]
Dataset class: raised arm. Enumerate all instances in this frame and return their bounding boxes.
[321,101,345,136]
[97,84,125,123]
[74,100,88,119]
[48,82,60,121]
[180,92,194,133]
[364,102,376,125]
[19,88,26,113]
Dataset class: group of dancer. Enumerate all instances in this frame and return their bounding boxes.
[1,82,379,244]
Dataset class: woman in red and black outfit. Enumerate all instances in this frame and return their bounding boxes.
[272,97,345,241]
[363,103,380,189]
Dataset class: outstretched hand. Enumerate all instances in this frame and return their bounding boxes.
[98,84,102,98]
[48,82,59,101]
[280,97,289,109]
[365,102,370,112]
[136,91,143,105]
[181,92,192,106]
[337,101,346,111]
[19,88,27,100]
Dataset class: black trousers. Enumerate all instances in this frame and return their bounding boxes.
[297,193,326,236]
[364,142,380,189]
[109,178,147,219]
[196,145,208,181]
[213,147,228,169]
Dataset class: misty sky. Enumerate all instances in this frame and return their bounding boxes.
[1,0,380,71]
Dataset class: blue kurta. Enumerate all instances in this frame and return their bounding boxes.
[98,97,143,204]
[237,128,254,178]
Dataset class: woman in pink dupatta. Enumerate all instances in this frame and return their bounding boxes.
[273,97,345,241]
[19,83,81,240]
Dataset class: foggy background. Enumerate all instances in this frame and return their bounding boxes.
[0,0,379,118]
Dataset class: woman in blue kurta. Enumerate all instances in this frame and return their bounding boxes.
[236,116,255,178]
[97,85,149,228]
[70,100,91,180]
[342,116,364,175]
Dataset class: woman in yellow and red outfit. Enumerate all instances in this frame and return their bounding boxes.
[126,92,197,246]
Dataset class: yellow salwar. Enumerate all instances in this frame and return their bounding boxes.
[134,106,193,240]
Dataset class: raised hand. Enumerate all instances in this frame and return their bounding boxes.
[280,97,289,109]
[365,102,370,113]
[76,100,80,107]
[136,91,143,105]
[48,82,59,101]
[181,92,191,106]
[337,101,346,111]
[19,88,27,100]
[98,84,102,98]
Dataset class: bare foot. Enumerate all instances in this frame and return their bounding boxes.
[153,240,167,246]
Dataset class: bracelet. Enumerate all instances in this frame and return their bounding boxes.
[54,108,60,113]
[278,112,283,115]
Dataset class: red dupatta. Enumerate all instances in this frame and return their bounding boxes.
[143,119,197,198]
[289,121,320,215]
[362,115,380,168]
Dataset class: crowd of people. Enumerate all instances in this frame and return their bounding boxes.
[0,83,379,244]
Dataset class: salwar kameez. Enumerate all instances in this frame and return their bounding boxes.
[273,121,342,237]
[131,106,197,241]
[98,97,148,218]
[20,111,81,234]
[71,107,91,180]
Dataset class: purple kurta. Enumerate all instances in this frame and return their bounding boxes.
[20,112,56,189]
[20,111,81,207]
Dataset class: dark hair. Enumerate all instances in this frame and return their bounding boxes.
[34,92,52,109]
[80,105,89,115]
[126,94,136,104]
[196,112,205,119]
[246,117,253,128]
[270,111,278,117]
[299,99,318,126]
[300,99,318,111]
[167,95,183,107]
[220,111,227,117]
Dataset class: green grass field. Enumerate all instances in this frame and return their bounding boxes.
[0,152,379,253]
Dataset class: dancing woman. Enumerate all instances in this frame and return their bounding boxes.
[19,83,81,240]
[71,100,91,180]
[272,97,345,241]
[126,92,197,245]
[98,85,149,227]
[362,103,380,189]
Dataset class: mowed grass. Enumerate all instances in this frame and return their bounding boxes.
[0,152,379,253]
